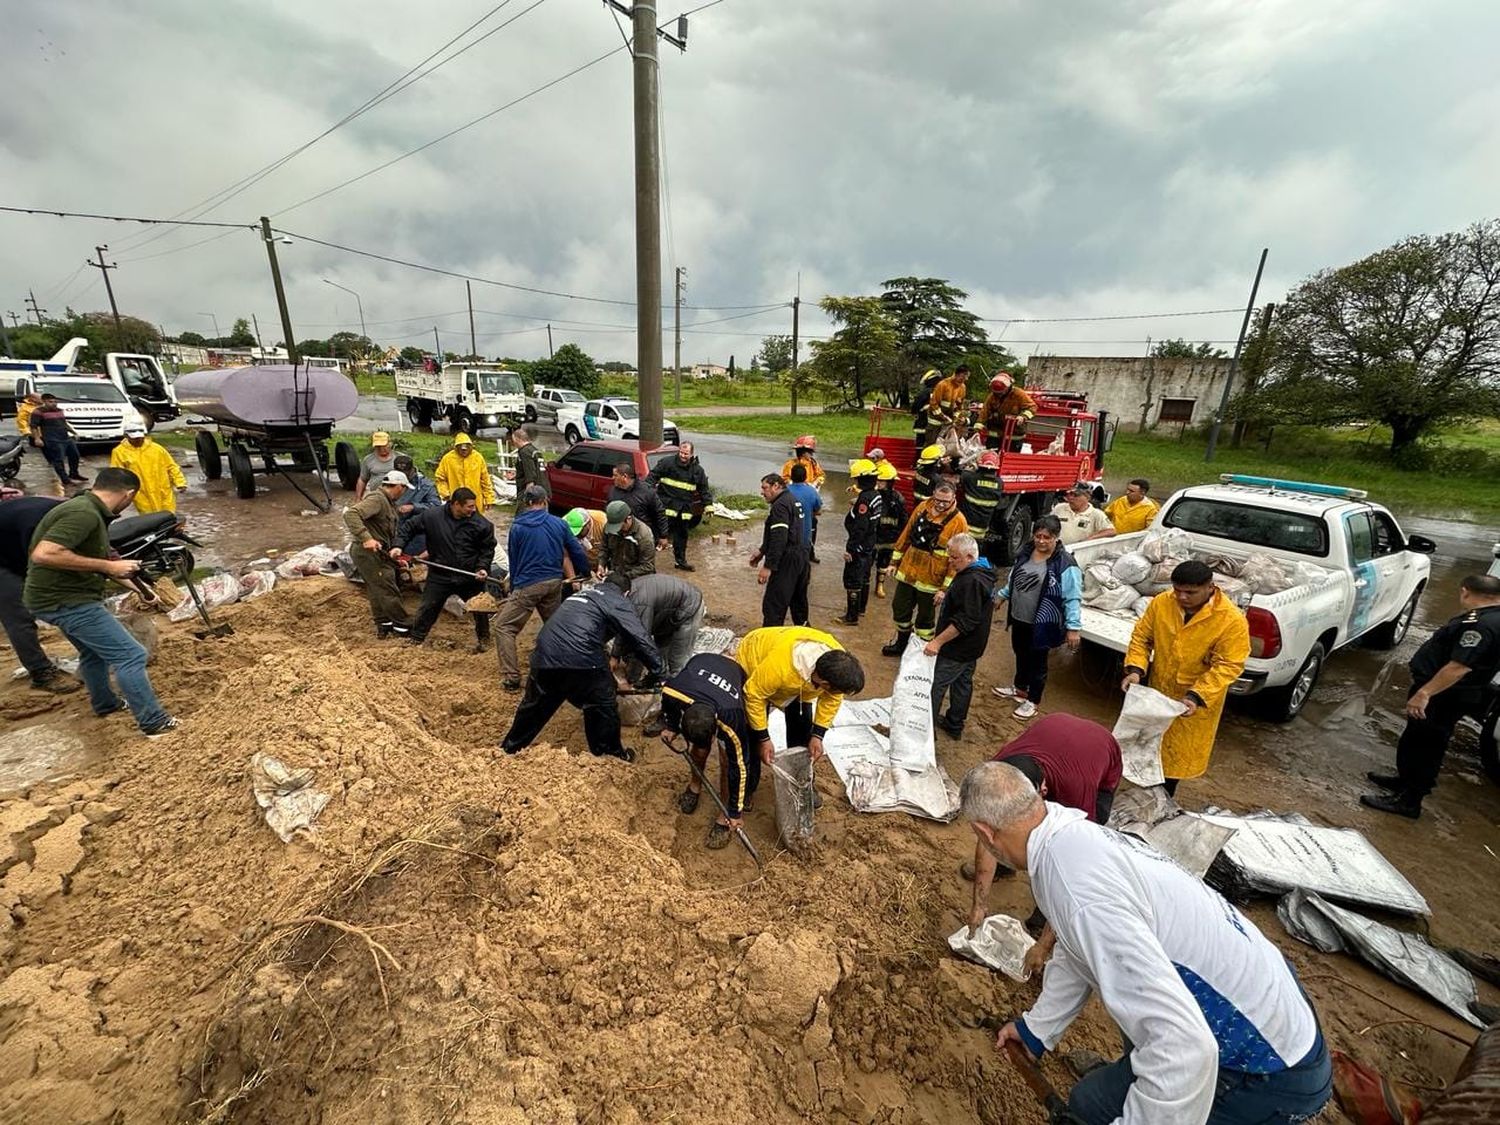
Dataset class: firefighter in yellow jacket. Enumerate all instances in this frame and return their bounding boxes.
[434,432,496,508]
[737,625,866,765]
[923,366,972,445]
[1122,559,1250,792]
[882,481,968,653]
[975,372,1038,450]
[109,423,187,513]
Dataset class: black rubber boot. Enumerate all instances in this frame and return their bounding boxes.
[834,590,860,626]
[881,630,910,657]
[857,583,871,615]
[1359,791,1422,819]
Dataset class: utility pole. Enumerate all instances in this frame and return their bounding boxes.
[260,217,300,365]
[1231,303,1275,449]
[1205,247,1269,463]
[25,290,47,325]
[466,280,477,359]
[432,326,442,362]
[251,313,265,355]
[790,295,800,416]
[673,266,684,404]
[546,323,554,358]
[6,312,20,329]
[0,316,10,357]
[89,246,123,335]
[631,0,664,447]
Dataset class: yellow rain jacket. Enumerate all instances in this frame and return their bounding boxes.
[109,438,187,514]
[16,399,36,436]
[736,626,847,737]
[891,500,968,593]
[1125,588,1251,779]
[434,449,496,508]
[780,455,824,489]
[1105,494,1160,534]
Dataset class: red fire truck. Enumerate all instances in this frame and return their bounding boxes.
[863,390,1112,563]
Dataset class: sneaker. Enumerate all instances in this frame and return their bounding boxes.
[1014,700,1038,720]
[677,786,701,814]
[991,685,1021,699]
[501,678,521,692]
[144,716,181,738]
[94,702,129,718]
[67,474,89,483]
[938,719,964,740]
[32,672,81,695]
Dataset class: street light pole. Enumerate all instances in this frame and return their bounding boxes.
[261,217,299,365]
[323,277,367,368]
[199,312,220,340]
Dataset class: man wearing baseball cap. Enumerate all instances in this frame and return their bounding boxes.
[343,469,413,637]
[355,431,398,500]
[1051,482,1115,546]
[434,432,495,508]
[599,499,657,580]
[109,422,187,514]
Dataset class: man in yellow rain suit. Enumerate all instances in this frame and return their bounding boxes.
[1104,477,1160,534]
[109,423,187,513]
[737,625,865,766]
[1122,559,1250,795]
[434,432,496,509]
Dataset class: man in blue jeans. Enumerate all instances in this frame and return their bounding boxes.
[963,762,1331,1125]
[24,467,179,737]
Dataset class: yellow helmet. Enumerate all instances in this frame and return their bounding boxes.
[921,369,943,387]
[848,458,876,478]
[918,444,943,463]
[876,460,899,481]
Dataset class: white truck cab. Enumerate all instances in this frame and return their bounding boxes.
[1069,474,1436,720]
[13,372,143,445]
[395,362,526,434]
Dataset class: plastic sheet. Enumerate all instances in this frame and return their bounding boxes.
[1106,786,1236,879]
[1279,889,1482,1026]
[1112,684,1186,787]
[947,914,1036,981]
[771,747,815,849]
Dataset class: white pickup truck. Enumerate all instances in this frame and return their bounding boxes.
[1069,475,1436,721]
[557,397,681,447]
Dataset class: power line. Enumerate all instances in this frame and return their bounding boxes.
[113,0,549,255]
[980,308,1241,323]
[0,205,252,229]
[271,43,626,217]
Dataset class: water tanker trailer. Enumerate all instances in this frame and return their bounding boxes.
[175,364,361,510]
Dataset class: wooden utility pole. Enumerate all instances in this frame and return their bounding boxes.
[260,217,300,364]
[466,280,478,359]
[25,290,47,325]
[251,313,265,355]
[546,323,554,358]
[5,312,19,328]
[1205,247,1269,462]
[89,246,123,334]
[790,295,800,416]
[1231,303,1275,449]
[631,0,664,447]
[432,326,442,361]
[673,266,684,404]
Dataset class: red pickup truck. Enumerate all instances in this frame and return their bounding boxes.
[544,439,698,516]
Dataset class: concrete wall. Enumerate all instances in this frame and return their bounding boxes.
[1027,355,1234,431]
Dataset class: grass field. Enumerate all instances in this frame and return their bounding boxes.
[677,409,872,447]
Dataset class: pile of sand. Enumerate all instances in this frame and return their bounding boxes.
[0,579,1115,1123]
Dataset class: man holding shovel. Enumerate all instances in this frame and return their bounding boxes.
[345,469,413,638]
[394,486,498,652]
[658,652,759,852]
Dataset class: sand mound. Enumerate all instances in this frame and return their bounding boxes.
[0,579,1111,1122]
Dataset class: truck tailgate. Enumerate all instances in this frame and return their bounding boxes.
[1079,608,1137,653]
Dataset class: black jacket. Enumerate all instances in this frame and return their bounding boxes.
[959,469,1003,535]
[761,488,807,570]
[399,504,497,572]
[532,583,663,675]
[648,455,712,514]
[609,480,666,540]
[934,561,997,663]
[843,487,883,554]
[514,444,548,498]
[876,487,906,549]
[0,496,62,576]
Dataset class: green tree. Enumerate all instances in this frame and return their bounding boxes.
[527,342,599,397]
[756,334,794,376]
[227,317,255,347]
[806,296,900,408]
[1245,220,1500,456]
[296,338,332,359]
[1152,338,1228,359]
[879,277,1011,403]
[177,330,207,346]
[398,346,426,367]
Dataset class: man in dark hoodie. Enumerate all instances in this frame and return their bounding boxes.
[609,461,666,547]
[647,441,712,571]
[499,579,663,761]
[749,473,809,628]
[394,486,498,652]
[925,532,995,739]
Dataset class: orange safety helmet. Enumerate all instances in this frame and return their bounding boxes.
[977,450,1001,470]
[793,434,817,451]
[990,372,1014,393]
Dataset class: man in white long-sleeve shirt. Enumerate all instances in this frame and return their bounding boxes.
[963,762,1331,1124]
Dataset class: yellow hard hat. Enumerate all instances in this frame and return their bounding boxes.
[921,369,943,387]
[919,444,943,463]
[848,458,876,478]
[876,460,899,481]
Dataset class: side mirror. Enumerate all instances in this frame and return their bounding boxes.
[1406,534,1437,554]
[12,378,27,398]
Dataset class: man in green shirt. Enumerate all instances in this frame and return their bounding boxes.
[23,467,179,737]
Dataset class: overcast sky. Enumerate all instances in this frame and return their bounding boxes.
[3,0,1497,366]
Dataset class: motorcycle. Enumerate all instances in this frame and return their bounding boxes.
[0,434,25,483]
[108,511,233,637]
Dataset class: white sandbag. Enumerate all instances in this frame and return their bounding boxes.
[947,914,1036,981]
[275,545,341,579]
[1087,562,1121,589]
[1086,584,1140,614]
[250,751,330,843]
[1110,552,1152,586]
[1150,559,1184,584]
[1139,527,1193,563]
[1132,580,1172,598]
[1289,561,1332,587]
[1212,574,1252,605]
[888,637,937,771]
[167,573,241,622]
[238,570,277,600]
[1197,552,1243,578]
[1112,683,1187,787]
[1131,595,1154,617]
[843,759,960,821]
[1239,553,1292,594]
[830,697,893,727]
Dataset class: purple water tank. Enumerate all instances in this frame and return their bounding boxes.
[175,365,359,429]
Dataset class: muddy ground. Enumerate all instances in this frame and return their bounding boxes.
[1,444,1497,1122]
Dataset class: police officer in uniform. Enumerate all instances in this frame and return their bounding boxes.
[835,458,883,625]
[749,473,810,628]
[1362,574,1500,818]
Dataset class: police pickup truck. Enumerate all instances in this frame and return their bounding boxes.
[557,397,681,446]
[1068,475,1436,721]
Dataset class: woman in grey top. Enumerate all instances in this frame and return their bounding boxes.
[991,514,1083,719]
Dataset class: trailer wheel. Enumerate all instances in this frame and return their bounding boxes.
[334,441,360,491]
[227,442,256,500]
[194,431,223,481]
[1002,502,1034,564]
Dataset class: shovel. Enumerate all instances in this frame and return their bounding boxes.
[396,554,507,593]
[664,734,763,870]
[1003,1040,1078,1124]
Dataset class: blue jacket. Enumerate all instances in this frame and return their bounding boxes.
[999,543,1083,646]
[397,472,441,513]
[507,507,590,590]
